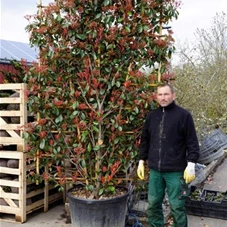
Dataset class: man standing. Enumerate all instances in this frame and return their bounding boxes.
[137,83,200,227]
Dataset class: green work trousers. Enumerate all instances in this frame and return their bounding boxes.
[147,169,187,227]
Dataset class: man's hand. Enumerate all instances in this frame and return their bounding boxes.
[137,160,145,180]
[183,162,195,184]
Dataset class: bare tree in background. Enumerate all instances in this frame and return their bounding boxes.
[173,12,227,137]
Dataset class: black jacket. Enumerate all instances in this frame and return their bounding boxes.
[140,101,200,172]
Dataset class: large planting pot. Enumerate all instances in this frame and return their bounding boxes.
[67,186,130,227]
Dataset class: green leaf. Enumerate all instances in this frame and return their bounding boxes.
[116,81,121,87]
[40,139,45,149]
[62,22,69,28]
[86,185,94,191]
[129,115,135,121]
[114,138,119,144]
[138,24,143,33]
[111,77,115,86]
[81,159,86,168]
[72,101,79,110]
[100,89,105,95]
[125,26,131,32]
[57,146,61,152]
[93,145,100,151]
[76,34,86,40]
[95,13,102,19]
[81,112,86,120]
[107,185,115,192]
[71,110,78,117]
[93,103,98,109]
[99,188,104,196]
[143,25,150,31]
[55,114,63,123]
[127,11,132,17]
[103,0,110,6]
[92,125,99,132]
[47,50,53,58]
[56,14,62,22]
[118,17,123,23]
[87,143,92,152]
[134,107,139,114]
[23,132,29,139]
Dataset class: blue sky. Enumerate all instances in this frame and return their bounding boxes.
[1,0,226,46]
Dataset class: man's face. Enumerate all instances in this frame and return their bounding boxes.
[156,86,176,107]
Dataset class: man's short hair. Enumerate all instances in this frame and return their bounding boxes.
[157,83,175,94]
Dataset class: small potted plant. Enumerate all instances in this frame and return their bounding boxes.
[24,0,179,226]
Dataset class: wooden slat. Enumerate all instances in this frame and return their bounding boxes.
[0,130,21,139]
[0,151,22,159]
[0,179,20,187]
[26,200,44,213]
[0,83,23,90]
[26,188,44,199]
[0,124,22,130]
[26,184,57,199]
[0,167,20,175]
[4,198,18,208]
[0,97,21,104]
[0,111,22,117]
[0,118,23,138]
[26,192,63,214]
[0,187,20,202]
[0,137,24,144]
[5,131,21,138]
[20,146,27,223]
[0,190,20,200]
[0,205,20,214]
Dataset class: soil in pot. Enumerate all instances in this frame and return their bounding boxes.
[67,186,130,227]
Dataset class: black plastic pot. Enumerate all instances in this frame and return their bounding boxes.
[67,186,130,227]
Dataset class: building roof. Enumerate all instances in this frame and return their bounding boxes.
[0,39,38,63]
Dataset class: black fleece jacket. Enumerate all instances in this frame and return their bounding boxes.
[140,101,200,172]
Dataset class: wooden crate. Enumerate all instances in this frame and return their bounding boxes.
[0,83,27,150]
[0,150,26,222]
[0,83,63,223]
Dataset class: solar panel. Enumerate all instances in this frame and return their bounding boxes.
[0,39,39,63]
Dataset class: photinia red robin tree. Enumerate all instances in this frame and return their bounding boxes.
[24,0,179,199]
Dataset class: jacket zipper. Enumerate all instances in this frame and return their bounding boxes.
[158,108,165,170]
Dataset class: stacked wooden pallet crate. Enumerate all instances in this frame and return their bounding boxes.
[0,83,63,223]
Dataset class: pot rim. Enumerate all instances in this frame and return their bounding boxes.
[67,185,130,203]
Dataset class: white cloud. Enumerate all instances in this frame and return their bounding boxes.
[0,0,52,43]
[0,0,226,46]
[1,9,30,42]
[171,0,227,44]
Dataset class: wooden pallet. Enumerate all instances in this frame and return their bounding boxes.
[0,83,27,222]
[0,83,63,223]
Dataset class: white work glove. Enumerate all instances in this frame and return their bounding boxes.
[137,160,145,180]
[183,162,195,184]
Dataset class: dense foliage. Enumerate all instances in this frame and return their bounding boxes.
[0,59,28,83]
[24,0,179,198]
